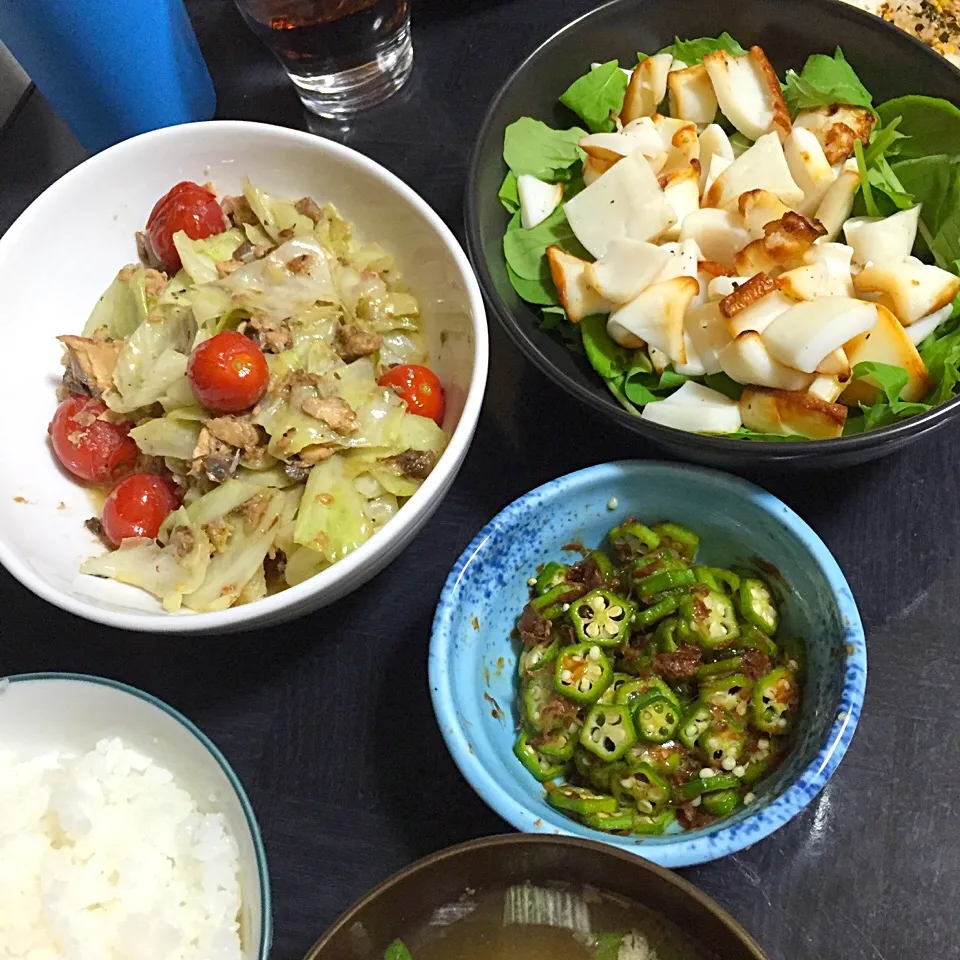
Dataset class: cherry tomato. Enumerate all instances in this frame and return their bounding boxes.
[145,180,226,273]
[187,331,269,414]
[101,474,181,546]
[378,364,445,426]
[48,395,138,485]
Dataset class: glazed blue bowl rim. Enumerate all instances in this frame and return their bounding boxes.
[429,461,866,868]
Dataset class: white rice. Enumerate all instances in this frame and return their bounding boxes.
[0,737,243,960]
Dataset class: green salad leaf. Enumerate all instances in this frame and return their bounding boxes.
[849,360,932,429]
[502,180,589,304]
[580,313,630,379]
[723,428,807,442]
[782,48,872,114]
[888,154,960,267]
[876,95,960,160]
[384,939,413,960]
[559,60,629,133]
[864,116,905,165]
[503,117,586,180]
[507,262,559,306]
[657,32,745,64]
[927,360,960,406]
[920,309,960,384]
[498,170,519,213]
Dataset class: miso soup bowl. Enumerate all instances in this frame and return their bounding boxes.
[305,834,768,959]
[429,461,866,868]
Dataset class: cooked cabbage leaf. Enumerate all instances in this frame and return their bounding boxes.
[217,237,340,321]
[83,266,153,339]
[183,489,287,612]
[293,456,375,563]
[242,178,315,241]
[129,417,202,460]
[173,227,245,285]
[80,510,211,613]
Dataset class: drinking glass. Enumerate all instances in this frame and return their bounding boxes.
[234,0,413,118]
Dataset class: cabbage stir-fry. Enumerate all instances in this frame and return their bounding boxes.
[51,178,447,612]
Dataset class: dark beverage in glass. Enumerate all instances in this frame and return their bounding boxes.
[234,0,413,117]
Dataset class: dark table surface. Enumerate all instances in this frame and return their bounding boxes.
[2,1,958,958]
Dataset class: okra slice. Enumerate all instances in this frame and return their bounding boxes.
[737,577,779,635]
[581,806,636,832]
[612,761,670,814]
[554,643,614,704]
[752,666,798,733]
[632,808,676,835]
[570,588,635,648]
[650,521,700,562]
[546,784,618,816]
[615,675,681,712]
[680,586,740,648]
[700,714,747,765]
[699,672,754,717]
[702,788,741,816]
[513,733,568,783]
[534,561,569,596]
[517,637,559,679]
[579,703,637,761]
[633,696,681,744]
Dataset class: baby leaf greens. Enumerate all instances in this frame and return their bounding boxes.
[502,117,585,180]
[782,48,873,114]
[560,60,629,133]
[657,32,745,64]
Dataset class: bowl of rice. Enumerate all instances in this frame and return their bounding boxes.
[0,672,270,960]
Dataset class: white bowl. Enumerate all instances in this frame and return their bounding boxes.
[0,673,270,959]
[0,120,488,633]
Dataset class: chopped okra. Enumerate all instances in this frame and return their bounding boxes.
[512,516,803,834]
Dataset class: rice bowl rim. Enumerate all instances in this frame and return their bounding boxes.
[3,671,272,960]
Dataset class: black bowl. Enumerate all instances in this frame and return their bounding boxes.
[464,0,960,469]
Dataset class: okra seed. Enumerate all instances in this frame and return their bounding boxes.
[757,738,770,749]
[743,792,756,805]
[733,765,746,777]
[560,669,573,682]
[736,702,747,716]
[527,577,537,586]
[637,800,654,814]
[721,756,737,771]
[699,767,716,779]
[691,796,702,807]
[562,603,570,612]
[622,777,636,789]
[607,497,619,510]
[588,646,602,660]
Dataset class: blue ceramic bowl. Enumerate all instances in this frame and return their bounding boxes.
[429,461,865,868]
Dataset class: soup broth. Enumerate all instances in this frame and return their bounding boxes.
[399,882,712,960]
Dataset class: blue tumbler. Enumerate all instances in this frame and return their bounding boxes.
[0,0,216,154]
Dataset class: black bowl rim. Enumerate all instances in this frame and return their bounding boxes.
[464,0,960,460]
[302,833,769,959]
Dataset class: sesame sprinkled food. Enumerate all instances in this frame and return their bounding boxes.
[841,0,960,62]
[511,514,802,834]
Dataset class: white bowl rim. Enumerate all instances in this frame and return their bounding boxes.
[0,120,489,633]
[3,670,272,959]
